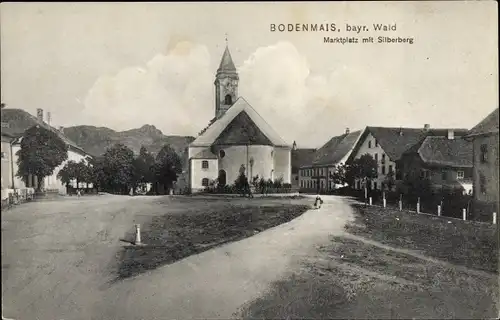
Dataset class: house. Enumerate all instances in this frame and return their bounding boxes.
[299,128,362,192]
[1,131,15,200]
[347,125,469,191]
[398,133,473,194]
[1,106,92,194]
[291,141,316,188]
[464,107,499,219]
[187,45,292,192]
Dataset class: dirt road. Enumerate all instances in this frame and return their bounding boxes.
[1,195,353,320]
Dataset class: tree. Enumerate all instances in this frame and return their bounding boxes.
[102,144,135,194]
[383,170,396,191]
[330,163,349,187]
[16,125,68,191]
[132,146,155,192]
[57,161,75,189]
[346,153,378,193]
[154,144,182,194]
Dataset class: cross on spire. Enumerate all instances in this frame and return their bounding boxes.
[225,33,228,46]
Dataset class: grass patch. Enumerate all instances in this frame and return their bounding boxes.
[346,203,499,274]
[238,199,499,319]
[114,197,310,280]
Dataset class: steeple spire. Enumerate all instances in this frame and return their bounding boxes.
[217,44,237,74]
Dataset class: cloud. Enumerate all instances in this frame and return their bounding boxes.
[81,40,435,147]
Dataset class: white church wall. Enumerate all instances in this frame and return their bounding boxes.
[274,147,292,184]
[217,145,274,185]
[190,158,218,192]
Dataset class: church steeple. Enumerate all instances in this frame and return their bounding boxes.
[215,43,239,119]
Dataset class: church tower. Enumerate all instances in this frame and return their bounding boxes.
[214,45,239,118]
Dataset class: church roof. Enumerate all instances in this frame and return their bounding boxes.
[190,97,289,148]
[217,46,237,73]
[214,110,274,146]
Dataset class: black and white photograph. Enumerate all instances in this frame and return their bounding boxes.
[1,2,498,319]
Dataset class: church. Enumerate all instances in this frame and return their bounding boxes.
[188,45,292,192]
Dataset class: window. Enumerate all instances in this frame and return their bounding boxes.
[457,171,464,180]
[388,165,393,173]
[202,160,209,169]
[375,140,378,147]
[373,182,378,190]
[480,144,488,163]
[381,154,386,164]
[225,94,232,105]
[479,174,486,194]
[374,154,378,162]
[0,151,5,159]
[202,178,209,187]
[382,165,386,174]
[368,141,372,148]
[441,170,447,181]
[219,150,226,158]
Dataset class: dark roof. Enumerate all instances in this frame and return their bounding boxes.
[217,46,237,73]
[291,148,317,173]
[191,149,218,159]
[1,108,88,155]
[312,130,362,166]
[213,110,274,146]
[350,126,469,162]
[413,136,473,167]
[467,108,499,136]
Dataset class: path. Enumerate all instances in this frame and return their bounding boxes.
[1,194,354,320]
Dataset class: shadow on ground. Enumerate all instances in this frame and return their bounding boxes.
[111,197,311,282]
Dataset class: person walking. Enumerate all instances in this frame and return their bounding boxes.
[314,194,323,209]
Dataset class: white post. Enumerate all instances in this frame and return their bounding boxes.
[493,212,497,224]
[369,197,372,206]
[364,186,367,202]
[383,198,387,208]
[135,224,142,245]
[462,209,467,221]
[399,200,402,211]
[437,205,441,216]
[416,202,420,214]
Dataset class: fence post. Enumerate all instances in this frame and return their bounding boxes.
[135,224,142,245]
[462,208,467,221]
[437,204,441,216]
[399,194,403,211]
[493,212,497,225]
[382,192,386,208]
[369,197,372,206]
[364,187,368,203]
[416,197,420,214]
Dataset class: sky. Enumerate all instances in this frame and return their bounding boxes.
[1,2,498,148]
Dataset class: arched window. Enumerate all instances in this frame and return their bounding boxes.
[225,94,232,105]
[202,178,209,187]
[202,160,209,169]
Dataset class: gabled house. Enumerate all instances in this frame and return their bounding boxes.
[299,128,363,192]
[347,125,469,191]
[398,135,473,194]
[464,107,499,219]
[1,106,91,194]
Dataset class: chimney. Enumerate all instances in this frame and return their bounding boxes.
[423,124,430,131]
[292,141,297,150]
[399,127,403,136]
[447,129,454,140]
[345,127,350,135]
[36,108,44,122]
[47,112,52,126]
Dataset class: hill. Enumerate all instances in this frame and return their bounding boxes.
[62,124,195,158]
[0,108,195,161]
